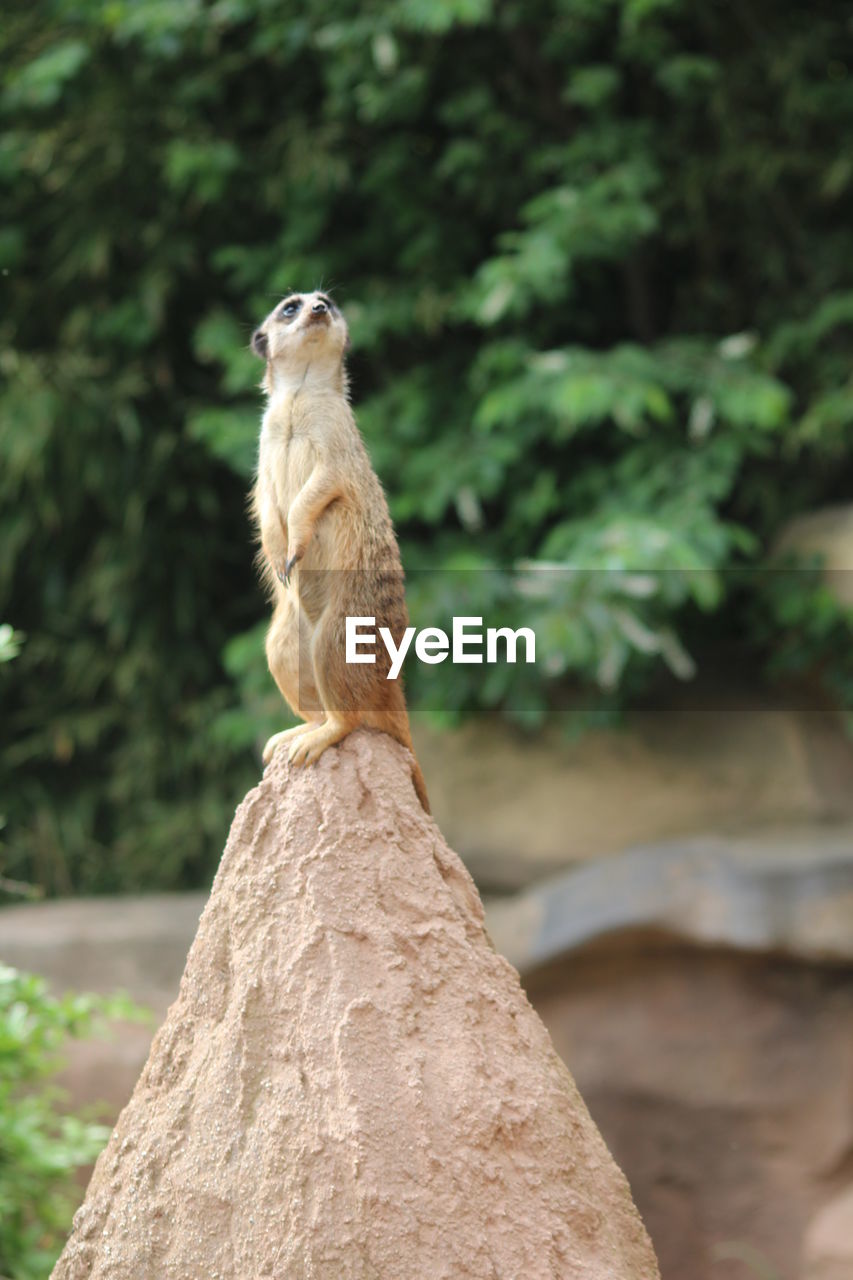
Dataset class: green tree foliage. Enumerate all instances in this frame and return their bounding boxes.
[2,0,853,891]
[0,966,144,1279]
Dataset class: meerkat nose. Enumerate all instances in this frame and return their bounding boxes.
[311,300,328,314]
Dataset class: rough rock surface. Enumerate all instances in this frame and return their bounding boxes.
[51,729,658,1280]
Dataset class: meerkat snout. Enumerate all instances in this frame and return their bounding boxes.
[304,305,331,329]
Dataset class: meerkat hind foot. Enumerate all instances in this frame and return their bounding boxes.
[263,723,316,765]
[288,716,357,767]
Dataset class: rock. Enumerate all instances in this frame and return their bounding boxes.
[413,702,853,891]
[7,852,852,1277]
[486,825,853,971]
[802,1185,853,1280]
[529,945,853,1280]
[51,730,659,1280]
[0,893,206,1006]
[776,504,853,606]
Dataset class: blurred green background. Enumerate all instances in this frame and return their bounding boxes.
[3,0,853,896]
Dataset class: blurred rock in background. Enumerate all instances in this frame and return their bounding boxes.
[415,700,853,893]
[802,1185,853,1280]
[776,506,853,609]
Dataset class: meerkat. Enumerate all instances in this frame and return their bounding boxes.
[249,289,430,813]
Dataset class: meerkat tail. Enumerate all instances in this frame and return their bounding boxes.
[408,759,431,815]
[397,738,430,814]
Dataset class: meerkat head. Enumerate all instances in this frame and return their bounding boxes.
[251,291,349,392]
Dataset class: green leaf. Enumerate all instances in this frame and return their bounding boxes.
[2,42,91,110]
[185,405,258,476]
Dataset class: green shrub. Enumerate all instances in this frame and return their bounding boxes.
[2,1,853,891]
[0,965,142,1280]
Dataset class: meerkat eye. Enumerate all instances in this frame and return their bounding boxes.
[279,299,301,319]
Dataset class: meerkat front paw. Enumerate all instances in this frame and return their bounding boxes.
[287,716,354,767]
[263,724,311,764]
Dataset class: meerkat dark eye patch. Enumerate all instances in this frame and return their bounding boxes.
[278,297,302,319]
